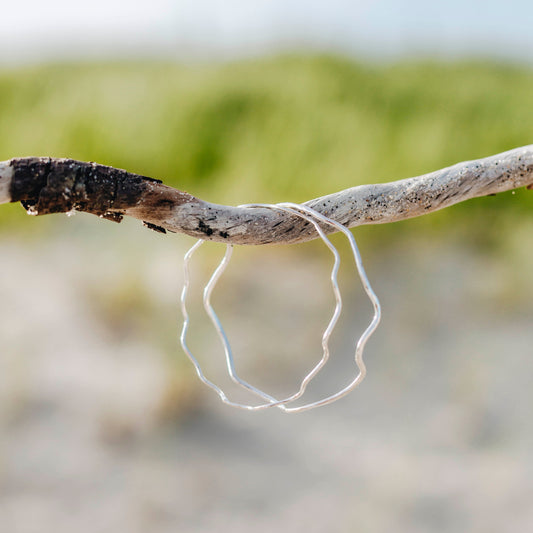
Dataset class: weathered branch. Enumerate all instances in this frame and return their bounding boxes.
[1,145,532,245]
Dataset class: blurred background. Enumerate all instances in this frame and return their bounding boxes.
[1,2,533,532]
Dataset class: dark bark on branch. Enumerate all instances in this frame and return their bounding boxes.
[10,157,194,230]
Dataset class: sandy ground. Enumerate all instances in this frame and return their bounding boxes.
[0,214,532,533]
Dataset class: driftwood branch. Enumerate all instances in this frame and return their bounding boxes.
[1,145,532,245]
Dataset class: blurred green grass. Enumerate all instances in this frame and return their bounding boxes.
[0,55,532,247]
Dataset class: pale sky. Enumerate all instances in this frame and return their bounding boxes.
[2,0,533,64]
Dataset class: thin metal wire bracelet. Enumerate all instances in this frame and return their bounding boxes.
[180,205,342,411]
[202,204,344,410]
[179,202,381,412]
